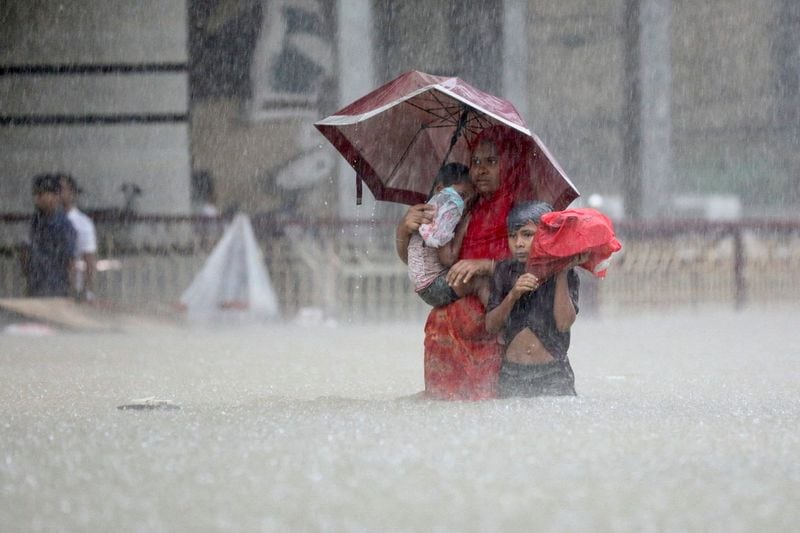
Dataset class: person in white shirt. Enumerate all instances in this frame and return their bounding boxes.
[60,174,98,302]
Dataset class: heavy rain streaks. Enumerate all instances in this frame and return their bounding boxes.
[1,0,800,532]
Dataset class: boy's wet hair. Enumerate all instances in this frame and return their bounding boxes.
[431,162,471,193]
[507,201,553,230]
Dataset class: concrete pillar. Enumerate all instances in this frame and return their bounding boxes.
[335,0,376,220]
[502,0,529,122]
[622,0,673,219]
[639,0,673,217]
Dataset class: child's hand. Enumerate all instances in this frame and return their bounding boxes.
[511,273,540,299]
[402,204,436,233]
[566,252,590,270]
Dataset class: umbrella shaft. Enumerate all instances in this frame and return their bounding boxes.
[441,105,471,168]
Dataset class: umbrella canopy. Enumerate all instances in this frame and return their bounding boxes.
[315,70,579,209]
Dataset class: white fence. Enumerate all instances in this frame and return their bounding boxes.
[2,215,800,321]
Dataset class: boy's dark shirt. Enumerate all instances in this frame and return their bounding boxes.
[28,209,76,296]
[487,259,580,361]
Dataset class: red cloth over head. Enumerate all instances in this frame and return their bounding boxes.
[459,126,534,261]
[527,208,622,279]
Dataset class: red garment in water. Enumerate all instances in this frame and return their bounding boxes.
[424,295,502,400]
[527,208,622,280]
[423,126,529,400]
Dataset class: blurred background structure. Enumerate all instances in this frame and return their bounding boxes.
[1,0,799,319]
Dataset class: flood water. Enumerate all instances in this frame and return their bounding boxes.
[2,305,799,532]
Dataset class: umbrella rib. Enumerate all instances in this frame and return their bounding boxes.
[404,90,471,126]
[377,94,503,195]
[464,111,491,131]
[427,92,465,125]
[462,112,492,142]
[403,92,492,134]
[404,100,460,126]
[386,124,428,187]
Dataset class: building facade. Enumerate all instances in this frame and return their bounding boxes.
[1,0,798,221]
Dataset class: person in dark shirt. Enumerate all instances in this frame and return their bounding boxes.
[26,174,77,297]
[485,201,587,397]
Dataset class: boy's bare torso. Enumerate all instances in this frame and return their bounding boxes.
[504,328,556,364]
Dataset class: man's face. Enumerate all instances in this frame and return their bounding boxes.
[34,191,60,213]
[508,220,537,262]
[60,178,75,207]
[469,141,501,196]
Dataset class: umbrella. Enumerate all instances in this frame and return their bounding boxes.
[314,70,580,209]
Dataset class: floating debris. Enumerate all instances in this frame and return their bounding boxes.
[3,322,58,337]
[117,397,180,411]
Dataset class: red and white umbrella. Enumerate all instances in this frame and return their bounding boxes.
[315,70,579,209]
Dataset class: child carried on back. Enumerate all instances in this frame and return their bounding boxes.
[407,163,490,307]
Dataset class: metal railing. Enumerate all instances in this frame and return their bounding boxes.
[2,213,799,320]
[600,219,800,311]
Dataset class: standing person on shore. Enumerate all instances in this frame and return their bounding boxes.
[24,174,76,297]
[60,174,98,302]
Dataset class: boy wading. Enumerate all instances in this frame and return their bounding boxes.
[490,259,579,397]
[485,201,584,398]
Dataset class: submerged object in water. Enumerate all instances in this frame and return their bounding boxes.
[117,397,180,411]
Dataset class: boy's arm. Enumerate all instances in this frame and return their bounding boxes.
[485,272,540,334]
[553,253,587,331]
[485,291,516,335]
[552,271,577,332]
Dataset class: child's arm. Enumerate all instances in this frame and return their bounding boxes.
[395,204,436,264]
[552,253,588,332]
[486,272,540,334]
[437,214,470,267]
[552,271,577,332]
